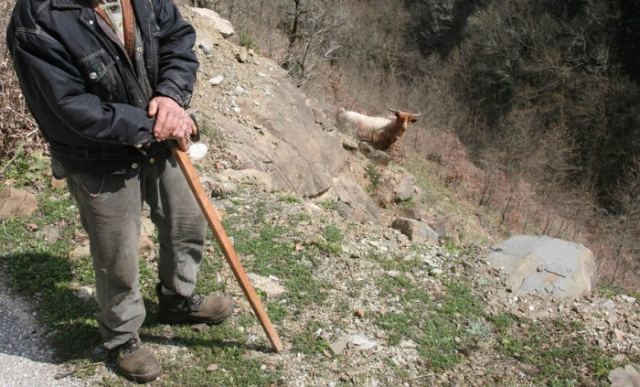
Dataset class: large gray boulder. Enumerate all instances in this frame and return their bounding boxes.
[488,235,597,299]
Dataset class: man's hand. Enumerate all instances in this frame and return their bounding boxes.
[148,96,195,151]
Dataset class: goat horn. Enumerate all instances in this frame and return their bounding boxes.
[387,106,400,113]
[413,113,422,117]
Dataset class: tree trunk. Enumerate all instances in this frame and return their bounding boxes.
[288,0,302,51]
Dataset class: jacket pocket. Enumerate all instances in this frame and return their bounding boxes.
[78,49,120,102]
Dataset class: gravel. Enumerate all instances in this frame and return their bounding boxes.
[0,268,83,386]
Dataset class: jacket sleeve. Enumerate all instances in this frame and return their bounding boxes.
[9,27,155,148]
[153,0,199,107]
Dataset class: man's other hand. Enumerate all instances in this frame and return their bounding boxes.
[148,96,193,150]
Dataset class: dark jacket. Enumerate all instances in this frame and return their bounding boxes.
[7,0,199,174]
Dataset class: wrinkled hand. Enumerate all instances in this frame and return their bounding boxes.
[147,96,196,151]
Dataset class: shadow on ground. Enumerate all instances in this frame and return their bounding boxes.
[0,252,101,364]
[0,252,264,368]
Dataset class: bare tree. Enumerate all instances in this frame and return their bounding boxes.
[280,0,348,85]
[611,157,640,278]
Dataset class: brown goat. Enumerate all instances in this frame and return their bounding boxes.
[339,107,421,151]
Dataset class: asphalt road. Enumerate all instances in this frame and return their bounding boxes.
[0,267,82,387]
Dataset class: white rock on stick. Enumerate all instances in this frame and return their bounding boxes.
[188,143,208,161]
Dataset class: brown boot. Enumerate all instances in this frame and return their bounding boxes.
[156,283,235,324]
[110,338,161,383]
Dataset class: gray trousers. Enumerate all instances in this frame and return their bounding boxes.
[56,156,206,349]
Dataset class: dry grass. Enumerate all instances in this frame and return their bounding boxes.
[0,0,43,172]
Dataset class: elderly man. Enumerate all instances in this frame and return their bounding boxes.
[7,0,234,381]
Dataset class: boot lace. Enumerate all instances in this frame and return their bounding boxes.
[173,293,204,313]
[117,338,140,357]
[188,294,204,310]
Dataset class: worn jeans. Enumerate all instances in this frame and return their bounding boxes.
[54,156,206,349]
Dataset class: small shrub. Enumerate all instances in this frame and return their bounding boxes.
[365,163,380,193]
[238,31,257,50]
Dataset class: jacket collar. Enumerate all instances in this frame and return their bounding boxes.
[50,0,91,10]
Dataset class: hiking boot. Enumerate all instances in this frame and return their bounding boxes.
[156,283,235,324]
[110,338,161,383]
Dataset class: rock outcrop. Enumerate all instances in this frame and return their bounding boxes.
[487,235,597,299]
[189,7,234,38]
[186,9,345,198]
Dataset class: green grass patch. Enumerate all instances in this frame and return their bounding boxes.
[266,301,288,322]
[369,249,423,275]
[375,277,486,371]
[322,224,343,244]
[142,319,278,386]
[487,312,518,334]
[279,194,302,204]
[416,282,485,370]
[598,281,640,300]
[404,155,453,208]
[0,191,101,359]
[443,239,460,255]
[497,319,615,385]
[292,320,329,355]
[198,117,226,147]
[234,225,329,306]
[310,223,343,255]
[317,199,338,211]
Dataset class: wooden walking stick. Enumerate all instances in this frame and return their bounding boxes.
[171,145,284,353]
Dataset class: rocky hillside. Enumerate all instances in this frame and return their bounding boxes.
[0,7,639,386]
[183,7,487,239]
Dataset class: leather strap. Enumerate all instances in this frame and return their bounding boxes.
[94,0,136,59]
[121,0,136,59]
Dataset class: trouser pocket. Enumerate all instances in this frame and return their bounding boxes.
[68,171,129,199]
